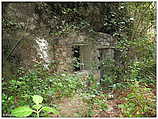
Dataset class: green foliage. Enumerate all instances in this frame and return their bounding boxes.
[2,64,85,116]
[2,18,24,32]
[11,106,33,117]
[129,59,156,85]
[118,81,156,117]
[114,3,156,87]
[11,95,59,117]
[102,3,132,36]
[72,57,81,70]
[2,2,156,117]
[47,73,85,98]
[2,94,15,116]
[101,32,156,91]
[83,92,108,117]
[81,74,108,117]
[42,107,59,114]
[32,95,43,105]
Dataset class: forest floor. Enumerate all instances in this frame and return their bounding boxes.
[96,98,122,117]
[54,93,122,117]
[57,94,88,117]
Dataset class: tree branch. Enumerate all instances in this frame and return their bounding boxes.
[130,2,152,40]
[5,36,25,61]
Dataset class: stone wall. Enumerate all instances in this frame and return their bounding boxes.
[2,3,53,77]
[2,3,116,77]
[53,32,116,73]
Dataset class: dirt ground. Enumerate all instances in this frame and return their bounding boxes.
[52,94,122,117]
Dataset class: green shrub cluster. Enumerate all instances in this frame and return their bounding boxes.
[11,95,59,117]
[2,66,85,117]
[118,81,156,117]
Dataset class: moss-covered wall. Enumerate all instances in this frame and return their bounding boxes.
[54,32,116,73]
[2,2,116,77]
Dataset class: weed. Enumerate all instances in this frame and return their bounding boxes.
[11,95,59,117]
[118,81,156,117]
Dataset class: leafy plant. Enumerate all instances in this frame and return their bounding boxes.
[118,81,156,117]
[81,74,108,117]
[83,92,108,117]
[2,66,86,116]
[11,95,59,117]
[47,72,85,98]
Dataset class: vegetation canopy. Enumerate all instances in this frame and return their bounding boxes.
[2,2,156,117]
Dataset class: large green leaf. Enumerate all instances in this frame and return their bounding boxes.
[11,106,33,117]
[32,95,43,105]
[32,104,42,110]
[42,106,59,115]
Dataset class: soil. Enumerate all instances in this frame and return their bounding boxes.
[56,95,88,117]
[52,94,122,117]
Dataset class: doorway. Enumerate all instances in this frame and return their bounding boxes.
[98,48,112,82]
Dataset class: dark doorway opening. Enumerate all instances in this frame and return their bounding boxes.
[98,48,108,83]
[98,49,104,83]
[72,46,80,71]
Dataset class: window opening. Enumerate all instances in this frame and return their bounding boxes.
[72,46,80,71]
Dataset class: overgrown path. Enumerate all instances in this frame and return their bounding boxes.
[98,99,122,117]
[54,94,122,117]
[57,95,88,117]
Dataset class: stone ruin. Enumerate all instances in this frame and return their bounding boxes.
[53,32,116,72]
[52,32,116,81]
[2,3,116,80]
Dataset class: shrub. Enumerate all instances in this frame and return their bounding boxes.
[11,95,59,117]
[2,66,85,116]
[118,81,156,117]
